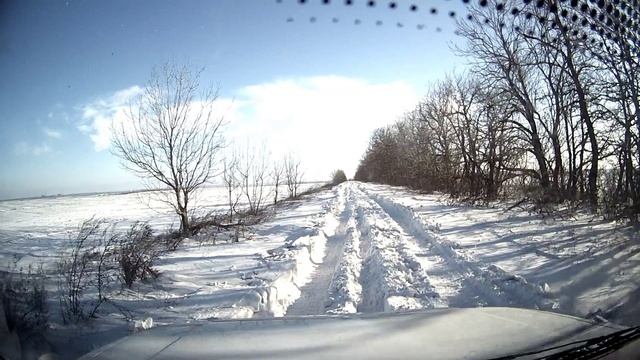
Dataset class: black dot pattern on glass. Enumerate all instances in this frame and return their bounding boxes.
[276,0,640,53]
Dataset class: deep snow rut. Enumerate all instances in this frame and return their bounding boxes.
[353,185,492,308]
[285,182,554,316]
[285,186,350,316]
[352,186,446,312]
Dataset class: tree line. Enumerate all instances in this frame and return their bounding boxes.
[221,147,304,224]
[355,0,639,220]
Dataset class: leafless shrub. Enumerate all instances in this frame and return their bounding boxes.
[292,183,330,199]
[190,211,225,245]
[153,223,185,252]
[600,169,637,221]
[160,231,184,252]
[58,218,117,323]
[0,264,48,333]
[117,222,160,289]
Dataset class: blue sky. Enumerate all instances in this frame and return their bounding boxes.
[0,0,468,200]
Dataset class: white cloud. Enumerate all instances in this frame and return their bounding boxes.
[15,141,51,156]
[78,85,143,151]
[43,127,62,139]
[77,76,418,180]
[226,75,419,180]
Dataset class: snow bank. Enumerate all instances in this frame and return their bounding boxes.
[257,229,329,317]
[254,187,344,317]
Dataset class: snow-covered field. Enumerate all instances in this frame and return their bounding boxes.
[0,183,325,357]
[1,181,639,358]
[0,184,319,271]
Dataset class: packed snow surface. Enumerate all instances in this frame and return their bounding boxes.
[358,183,640,325]
[1,181,639,359]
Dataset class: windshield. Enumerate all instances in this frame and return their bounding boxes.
[1,0,639,359]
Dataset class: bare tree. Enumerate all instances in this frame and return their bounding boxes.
[272,160,284,205]
[221,154,241,223]
[285,155,304,198]
[111,63,225,234]
[237,144,270,215]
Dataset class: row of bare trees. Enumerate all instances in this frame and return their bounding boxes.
[356,0,639,219]
[222,148,304,223]
[356,75,523,199]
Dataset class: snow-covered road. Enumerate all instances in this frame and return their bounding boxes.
[285,182,556,316]
[286,191,349,315]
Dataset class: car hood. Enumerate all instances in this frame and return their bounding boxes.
[80,307,626,360]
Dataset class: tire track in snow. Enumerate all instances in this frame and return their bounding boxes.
[325,186,363,314]
[352,186,438,313]
[409,242,470,307]
[286,182,553,316]
[285,185,349,316]
[361,185,558,311]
